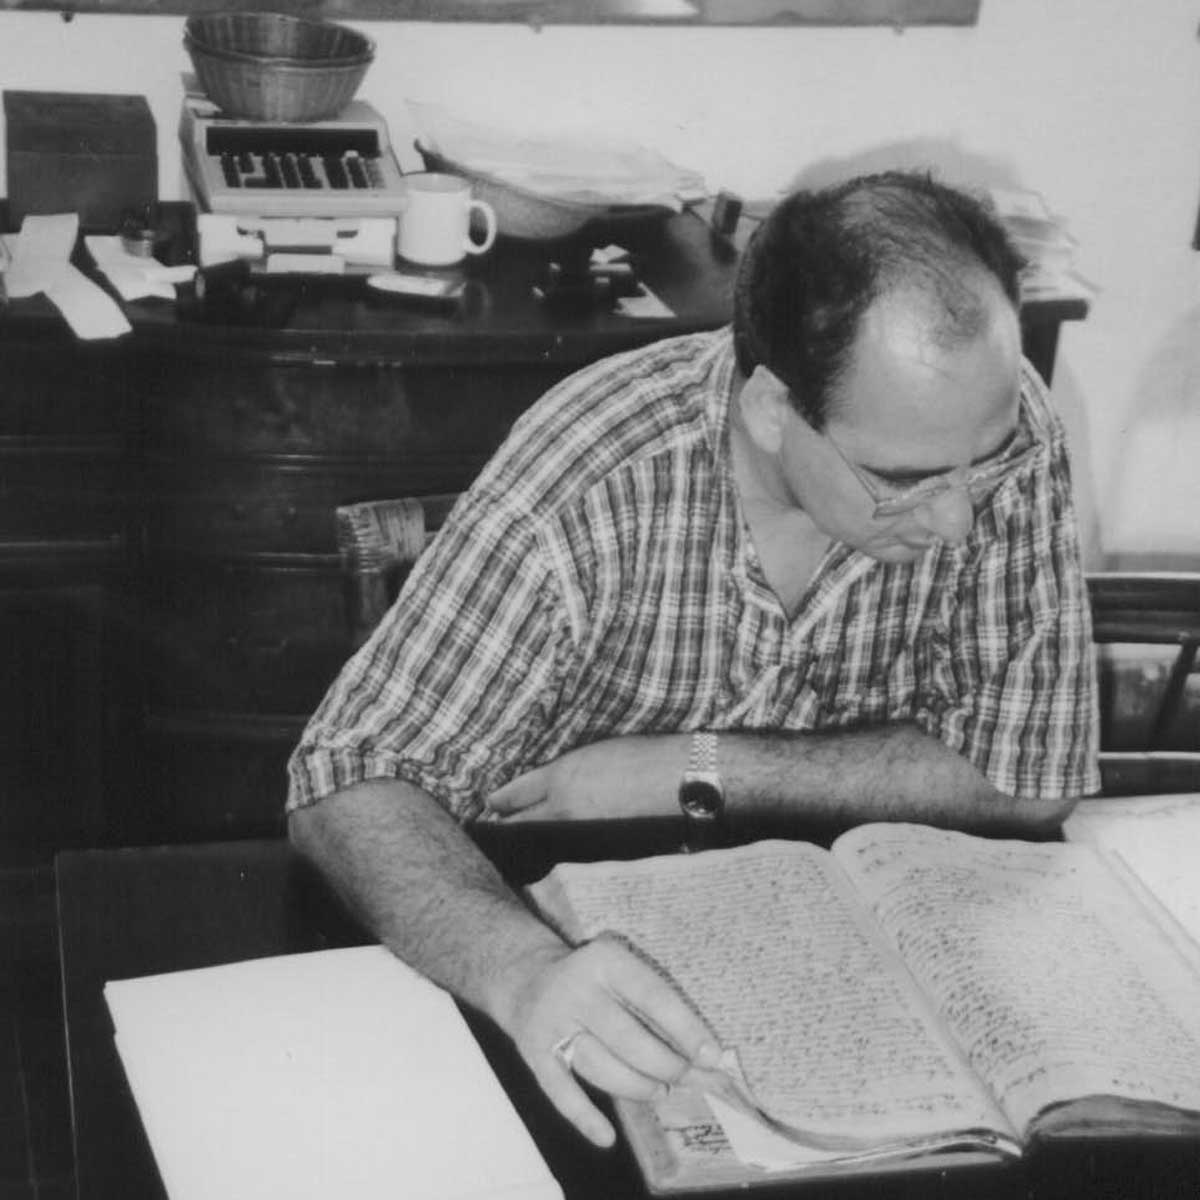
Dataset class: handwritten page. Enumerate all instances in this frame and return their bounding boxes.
[836,824,1200,1138]
[104,946,562,1200]
[1065,793,1200,945]
[529,841,1009,1150]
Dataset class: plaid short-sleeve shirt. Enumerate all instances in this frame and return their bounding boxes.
[287,328,1100,819]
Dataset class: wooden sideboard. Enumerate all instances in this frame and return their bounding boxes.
[0,210,1087,858]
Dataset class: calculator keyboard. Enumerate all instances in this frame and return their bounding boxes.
[181,98,407,218]
[217,148,388,193]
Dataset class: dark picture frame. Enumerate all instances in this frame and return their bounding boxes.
[5,0,981,27]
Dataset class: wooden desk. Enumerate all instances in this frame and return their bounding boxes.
[56,834,1199,1200]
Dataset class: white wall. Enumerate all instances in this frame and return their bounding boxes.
[2,0,1198,565]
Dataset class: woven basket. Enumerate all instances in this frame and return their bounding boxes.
[185,33,372,122]
[185,12,374,64]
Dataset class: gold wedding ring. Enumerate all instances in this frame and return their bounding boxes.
[552,1031,583,1071]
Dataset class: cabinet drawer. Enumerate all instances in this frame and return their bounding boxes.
[0,342,130,437]
[144,457,486,556]
[0,582,107,849]
[140,359,565,457]
[143,562,349,713]
[0,446,127,546]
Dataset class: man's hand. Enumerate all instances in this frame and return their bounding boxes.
[484,735,684,821]
[495,932,722,1147]
[291,780,721,1149]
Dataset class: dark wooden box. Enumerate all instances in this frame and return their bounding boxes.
[3,90,157,232]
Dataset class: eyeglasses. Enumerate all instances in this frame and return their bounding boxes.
[825,421,1035,520]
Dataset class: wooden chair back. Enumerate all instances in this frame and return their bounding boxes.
[336,493,461,650]
[1087,573,1200,796]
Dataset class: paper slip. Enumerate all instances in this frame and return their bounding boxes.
[616,283,675,319]
[104,946,563,1200]
[3,215,131,339]
[591,244,629,265]
[85,236,196,302]
[4,213,78,298]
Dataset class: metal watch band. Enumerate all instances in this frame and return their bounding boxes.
[688,731,719,777]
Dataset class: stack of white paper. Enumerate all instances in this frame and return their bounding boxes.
[987,186,1089,299]
[104,946,563,1200]
[1065,793,1200,946]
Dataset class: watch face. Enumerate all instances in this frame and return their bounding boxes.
[679,779,723,820]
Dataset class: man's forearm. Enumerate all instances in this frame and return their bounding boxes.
[721,722,1076,834]
[287,778,727,1148]
[288,779,564,1031]
[486,722,1078,834]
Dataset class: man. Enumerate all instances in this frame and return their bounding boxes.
[287,171,1099,1149]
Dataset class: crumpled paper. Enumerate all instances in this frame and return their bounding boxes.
[409,100,706,209]
[2,215,131,340]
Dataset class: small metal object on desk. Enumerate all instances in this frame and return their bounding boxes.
[532,257,644,314]
[120,226,159,258]
[533,261,611,314]
[119,204,170,259]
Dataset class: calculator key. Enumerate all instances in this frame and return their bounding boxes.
[345,154,369,189]
[281,154,302,189]
[299,156,322,188]
[325,156,349,189]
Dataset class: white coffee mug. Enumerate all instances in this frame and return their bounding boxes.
[396,173,498,267]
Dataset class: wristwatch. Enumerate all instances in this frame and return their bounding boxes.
[678,731,725,852]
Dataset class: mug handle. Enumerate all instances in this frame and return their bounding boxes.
[465,199,498,255]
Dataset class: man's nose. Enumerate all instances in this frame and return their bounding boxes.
[913,483,974,545]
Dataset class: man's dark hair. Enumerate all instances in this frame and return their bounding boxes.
[731,170,1023,429]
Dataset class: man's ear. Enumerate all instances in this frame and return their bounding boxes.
[737,366,793,454]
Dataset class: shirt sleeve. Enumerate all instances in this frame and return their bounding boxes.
[916,433,1101,802]
[286,488,574,821]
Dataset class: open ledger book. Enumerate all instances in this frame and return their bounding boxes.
[525,823,1200,1194]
